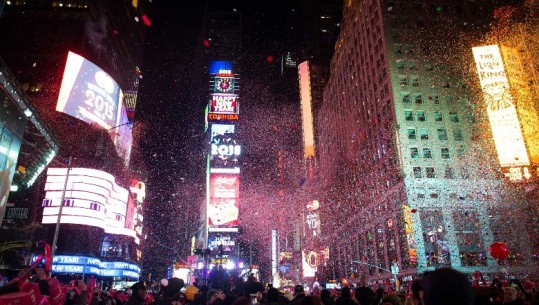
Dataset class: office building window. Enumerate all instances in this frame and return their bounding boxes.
[411,76,420,86]
[413,93,423,104]
[405,110,414,121]
[444,167,454,179]
[419,128,429,140]
[402,92,411,103]
[42,199,52,207]
[429,94,440,104]
[441,148,450,159]
[456,147,465,157]
[437,128,448,140]
[426,167,436,178]
[413,167,422,178]
[400,75,408,86]
[449,111,459,122]
[397,59,405,70]
[453,129,463,141]
[423,148,432,158]
[434,111,443,121]
[407,128,417,139]
[417,110,426,121]
[411,147,419,158]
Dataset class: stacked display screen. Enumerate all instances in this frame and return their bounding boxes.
[57,51,133,166]
[207,61,240,239]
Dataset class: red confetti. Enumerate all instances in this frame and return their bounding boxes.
[266,55,274,63]
[112,29,119,35]
[411,209,417,213]
[203,39,210,47]
[141,14,152,26]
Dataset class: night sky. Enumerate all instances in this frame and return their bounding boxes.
[136,0,305,277]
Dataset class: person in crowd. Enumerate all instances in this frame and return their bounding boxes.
[125,282,147,305]
[156,278,185,305]
[320,289,335,305]
[380,294,402,305]
[243,274,264,297]
[335,287,357,305]
[353,287,374,305]
[373,288,385,305]
[185,285,199,305]
[301,296,322,305]
[421,268,474,305]
[192,285,210,305]
[264,287,280,305]
[503,286,523,305]
[289,285,306,305]
[409,280,422,305]
[207,289,226,305]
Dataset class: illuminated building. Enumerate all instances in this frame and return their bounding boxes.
[0,0,150,281]
[317,0,538,285]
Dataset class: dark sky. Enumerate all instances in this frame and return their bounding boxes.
[135,0,304,276]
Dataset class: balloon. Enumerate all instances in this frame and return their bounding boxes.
[489,242,510,260]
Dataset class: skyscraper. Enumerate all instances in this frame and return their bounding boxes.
[317,0,537,285]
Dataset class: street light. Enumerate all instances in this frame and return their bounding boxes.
[50,156,72,258]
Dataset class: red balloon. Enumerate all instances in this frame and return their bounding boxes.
[489,242,510,260]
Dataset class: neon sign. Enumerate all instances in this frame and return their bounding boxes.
[210,94,239,114]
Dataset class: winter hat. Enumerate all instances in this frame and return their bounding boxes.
[164,278,185,299]
[185,286,198,301]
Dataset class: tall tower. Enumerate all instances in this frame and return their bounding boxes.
[318,0,537,285]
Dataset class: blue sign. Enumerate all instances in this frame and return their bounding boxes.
[209,61,233,75]
[32,255,140,278]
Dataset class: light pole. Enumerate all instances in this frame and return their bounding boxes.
[51,156,72,258]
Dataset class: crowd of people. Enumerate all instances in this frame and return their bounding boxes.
[0,268,538,305]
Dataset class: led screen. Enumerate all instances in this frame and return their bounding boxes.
[301,251,317,277]
[208,232,238,254]
[402,205,418,265]
[57,51,121,130]
[472,45,529,167]
[31,255,140,278]
[112,95,133,167]
[41,168,138,243]
[208,173,239,227]
[210,93,239,114]
[210,124,240,170]
[209,61,233,75]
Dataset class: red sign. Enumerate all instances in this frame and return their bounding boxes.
[210,174,240,199]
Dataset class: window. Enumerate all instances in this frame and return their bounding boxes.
[413,167,422,178]
[453,129,463,140]
[441,148,450,159]
[64,199,74,207]
[429,94,440,104]
[437,128,448,140]
[456,147,465,157]
[411,147,419,158]
[449,112,459,122]
[397,59,405,69]
[401,92,411,103]
[413,93,423,104]
[444,167,455,179]
[426,167,436,178]
[423,148,432,158]
[409,60,416,70]
[417,110,425,121]
[411,76,420,86]
[90,202,100,211]
[419,128,429,140]
[42,199,52,207]
[407,128,417,139]
[399,75,408,86]
[405,110,414,121]
[434,111,443,121]
[395,43,403,53]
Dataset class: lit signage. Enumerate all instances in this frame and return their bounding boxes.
[472,45,529,168]
[41,168,138,243]
[298,61,315,159]
[301,251,317,277]
[208,233,237,251]
[31,255,140,278]
[210,94,239,114]
[209,61,233,75]
[210,124,240,169]
[207,113,239,122]
[402,205,417,265]
[56,51,121,130]
[209,174,239,227]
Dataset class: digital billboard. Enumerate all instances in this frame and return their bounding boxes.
[472,45,529,168]
[31,255,140,278]
[208,173,239,227]
[210,93,239,114]
[402,205,417,265]
[301,250,317,278]
[209,61,233,75]
[41,168,138,243]
[305,200,321,238]
[57,51,121,130]
[208,232,238,254]
[111,94,133,167]
[210,124,241,170]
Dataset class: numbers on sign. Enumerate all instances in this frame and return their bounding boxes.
[84,89,115,121]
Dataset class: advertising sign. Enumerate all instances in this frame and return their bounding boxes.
[209,61,233,75]
[472,45,529,168]
[402,205,417,265]
[41,168,138,242]
[208,232,238,254]
[305,200,320,238]
[208,174,239,227]
[56,51,121,130]
[112,96,133,167]
[210,124,240,169]
[31,255,140,278]
[210,93,239,114]
[301,250,317,277]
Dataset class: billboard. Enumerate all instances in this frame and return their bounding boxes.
[209,61,233,75]
[402,205,417,265]
[210,124,240,170]
[472,45,529,168]
[298,61,315,159]
[31,255,140,278]
[208,232,238,254]
[210,93,239,114]
[301,250,317,277]
[111,95,133,167]
[208,173,239,227]
[41,168,138,243]
[57,51,122,130]
[305,200,320,238]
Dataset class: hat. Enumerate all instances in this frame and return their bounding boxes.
[294,285,304,294]
[131,281,146,293]
[164,278,185,298]
[185,286,198,301]
[207,289,219,300]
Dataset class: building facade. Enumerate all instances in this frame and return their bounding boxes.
[317,0,538,285]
